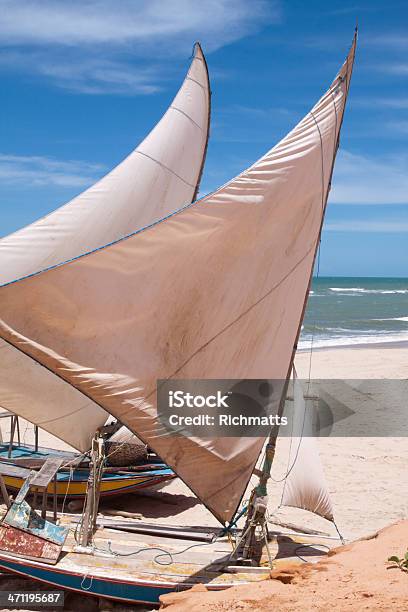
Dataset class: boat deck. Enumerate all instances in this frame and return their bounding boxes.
[0,514,336,605]
[0,443,77,464]
[56,518,331,588]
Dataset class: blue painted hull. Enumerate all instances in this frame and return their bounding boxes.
[0,554,176,605]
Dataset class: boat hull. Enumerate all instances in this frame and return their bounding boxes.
[0,552,174,605]
[0,443,175,499]
[0,520,332,606]
[2,470,175,499]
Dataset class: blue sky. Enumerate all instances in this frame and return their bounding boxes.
[1,0,407,276]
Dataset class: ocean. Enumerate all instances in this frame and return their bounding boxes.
[300,277,408,350]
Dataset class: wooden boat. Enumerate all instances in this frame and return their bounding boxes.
[0,32,357,605]
[0,443,175,499]
[0,515,333,605]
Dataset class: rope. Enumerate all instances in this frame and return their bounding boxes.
[60,465,74,515]
[272,370,307,501]
[80,573,94,591]
[96,536,222,567]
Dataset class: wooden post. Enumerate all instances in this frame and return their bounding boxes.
[0,474,11,509]
[78,434,104,548]
[16,416,21,446]
[41,489,48,520]
[53,475,58,522]
[8,416,16,459]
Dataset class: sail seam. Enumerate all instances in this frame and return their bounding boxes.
[169,106,204,130]
[35,402,95,425]
[134,150,196,187]
[186,76,206,90]
[142,242,316,402]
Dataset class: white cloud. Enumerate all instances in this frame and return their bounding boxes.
[0,154,105,187]
[354,97,408,109]
[0,51,161,95]
[0,1,280,93]
[0,0,278,49]
[330,150,408,205]
[376,63,408,76]
[324,220,408,233]
[366,34,408,49]
[374,98,408,109]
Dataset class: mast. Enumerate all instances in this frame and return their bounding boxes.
[76,434,105,549]
[237,29,357,562]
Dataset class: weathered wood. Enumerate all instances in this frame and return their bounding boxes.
[4,498,68,546]
[13,471,37,504]
[0,475,10,508]
[102,522,217,542]
[78,436,104,548]
[0,524,62,564]
[268,517,330,537]
[31,457,64,489]
[41,488,48,520]
[0,463,31,479]
[53,475,58,521]
[8,416,17,458]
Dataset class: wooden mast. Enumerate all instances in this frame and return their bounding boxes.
[236,29,357,563]
[77,434,105,549]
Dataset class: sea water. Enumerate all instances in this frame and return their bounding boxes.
[300,277,408,349]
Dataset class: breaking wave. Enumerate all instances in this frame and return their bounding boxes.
[330,287,408,295]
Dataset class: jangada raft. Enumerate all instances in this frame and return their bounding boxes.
[0,33,356,605]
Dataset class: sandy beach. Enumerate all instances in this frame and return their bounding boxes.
[98,344,408,542]
[0,343,406,610]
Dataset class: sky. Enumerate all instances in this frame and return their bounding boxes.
[1,0,407,277]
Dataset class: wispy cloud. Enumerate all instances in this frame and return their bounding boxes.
[353,96,408,109]
[211,103,297,144]
[0,0,278,49]
[325,220,408,233]
[387,121,408,134]
[0,0,280,94]
[330,150,408,205]
[365,34,408,49]
[0,51,161,95]
[222,104,294,118]
[0,154,105,187]
[375,62,408,76]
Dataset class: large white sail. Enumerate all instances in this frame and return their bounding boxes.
[0,36,356,521]
[0,44,211,452]
[281,371,334,521]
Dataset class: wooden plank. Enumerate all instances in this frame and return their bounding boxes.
[13,471,37,504]
[4,500,68,546]
[0,524,62,564]
[0,463,31,479]
[31,457,64,488]
[100,522,217,542]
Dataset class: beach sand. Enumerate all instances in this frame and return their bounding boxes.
[0,344,406,609]
[160,520,408,611]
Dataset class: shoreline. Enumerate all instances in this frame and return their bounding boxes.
[298,338,408,352]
